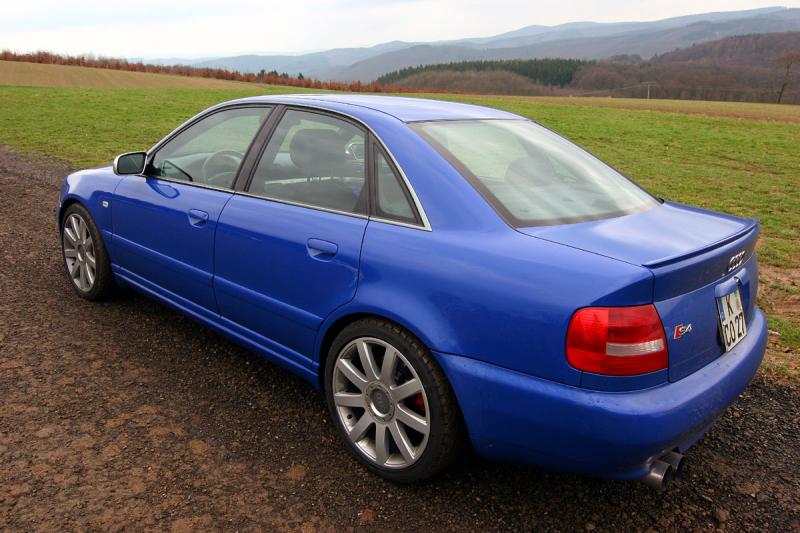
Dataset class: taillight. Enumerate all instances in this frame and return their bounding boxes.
[566,305,668,376]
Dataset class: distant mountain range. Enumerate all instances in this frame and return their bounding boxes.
[376,32,800,104]
[150,7,800,82]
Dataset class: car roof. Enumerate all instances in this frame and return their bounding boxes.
[231,94,522,123]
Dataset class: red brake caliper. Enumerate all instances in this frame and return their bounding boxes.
[412,393,425,413]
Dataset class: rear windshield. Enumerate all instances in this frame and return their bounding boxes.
[411,119,659,226]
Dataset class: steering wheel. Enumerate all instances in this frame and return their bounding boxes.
[202,150,243,183]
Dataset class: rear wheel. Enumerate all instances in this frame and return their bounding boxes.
[324,318,464,483]
[60,203,115,300]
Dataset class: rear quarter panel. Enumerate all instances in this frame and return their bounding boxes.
[341,221,655,386]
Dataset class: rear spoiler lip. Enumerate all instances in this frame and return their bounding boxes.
[642,218,760,269]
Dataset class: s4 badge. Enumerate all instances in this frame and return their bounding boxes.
[674,323,693,339]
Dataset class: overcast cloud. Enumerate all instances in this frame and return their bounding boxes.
[2,0,798,58]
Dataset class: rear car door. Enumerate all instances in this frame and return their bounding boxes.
[112,106,272,315]
[214,108,369,366]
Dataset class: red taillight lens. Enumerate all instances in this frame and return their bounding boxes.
[566,305,668,376]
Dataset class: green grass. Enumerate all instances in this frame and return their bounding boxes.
[1,86,797,268]
[10,85,799,262]
[764,316,800,380]
[770,317,800,348]
[0,86,298,166]
[768,282,800,296]
[0,84,797,363]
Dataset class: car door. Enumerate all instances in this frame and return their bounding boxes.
[214,108,370,366]
[112,105,272,316]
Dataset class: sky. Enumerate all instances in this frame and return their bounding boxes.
[1,1,798,59]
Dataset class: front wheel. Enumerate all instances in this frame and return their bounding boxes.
[60,203,116,300]
[324,318,464,483]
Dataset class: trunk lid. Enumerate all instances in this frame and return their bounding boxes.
[520,202,759,381]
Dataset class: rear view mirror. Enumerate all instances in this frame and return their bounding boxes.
[113,152,147,175]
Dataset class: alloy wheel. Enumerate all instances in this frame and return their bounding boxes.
[332,337,430,469]
[62,213,96,292]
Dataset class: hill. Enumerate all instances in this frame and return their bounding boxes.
[0,60,265,90]
[571,32,800,103]
[150,7,797,81]
[653,31,800,66]
[341,8,800,82]
[380,32,800,104]
[189,41,412,79]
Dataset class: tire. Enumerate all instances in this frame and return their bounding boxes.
[60,203,116,300]
[324,318,464,483]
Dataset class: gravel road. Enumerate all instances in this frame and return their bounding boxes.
[1,146,798,532]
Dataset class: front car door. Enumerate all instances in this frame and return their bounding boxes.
[214,108,370,369]
[112,105,272,316]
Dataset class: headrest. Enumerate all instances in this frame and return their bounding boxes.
[505,156,556,186]
[289,129,348,177]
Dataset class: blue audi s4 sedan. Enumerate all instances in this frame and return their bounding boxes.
[57,94,766,488]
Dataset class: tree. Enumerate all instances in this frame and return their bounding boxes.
[776,52,800,104]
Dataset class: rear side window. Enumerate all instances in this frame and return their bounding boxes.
[374,148,418,224]
[248,110,368,215]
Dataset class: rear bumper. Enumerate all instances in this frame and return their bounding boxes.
[436,308,767,479]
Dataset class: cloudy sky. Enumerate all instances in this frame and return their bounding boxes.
[2,0,798,58]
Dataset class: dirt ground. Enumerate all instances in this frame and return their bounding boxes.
[1,146,798,532]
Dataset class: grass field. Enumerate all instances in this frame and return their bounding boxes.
[479,95,800,123]
[0,60,269,90]
[0,62,797,370]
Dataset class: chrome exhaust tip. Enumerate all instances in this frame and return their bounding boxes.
[641,459,673,490]
[660,450,685,476]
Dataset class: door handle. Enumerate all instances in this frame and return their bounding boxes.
[188,209,209,226]
[307,238,338,260]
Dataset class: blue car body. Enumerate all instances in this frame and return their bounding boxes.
[57,94,766,480]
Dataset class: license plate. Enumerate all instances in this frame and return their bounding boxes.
[717,289,747,352]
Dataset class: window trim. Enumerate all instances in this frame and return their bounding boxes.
[371,140,423,227]
[235,190,372,221]
[141,104,275,193]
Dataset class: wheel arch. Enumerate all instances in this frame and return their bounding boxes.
[58,197,84,227]
[315,308,443,390]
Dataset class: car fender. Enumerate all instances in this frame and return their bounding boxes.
[58,166,124,251]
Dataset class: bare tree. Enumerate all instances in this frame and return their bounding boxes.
[776,52,800,104]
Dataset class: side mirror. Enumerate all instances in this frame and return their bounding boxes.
[113,152,147,175]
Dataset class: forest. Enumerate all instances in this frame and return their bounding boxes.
[376,59,589,87]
